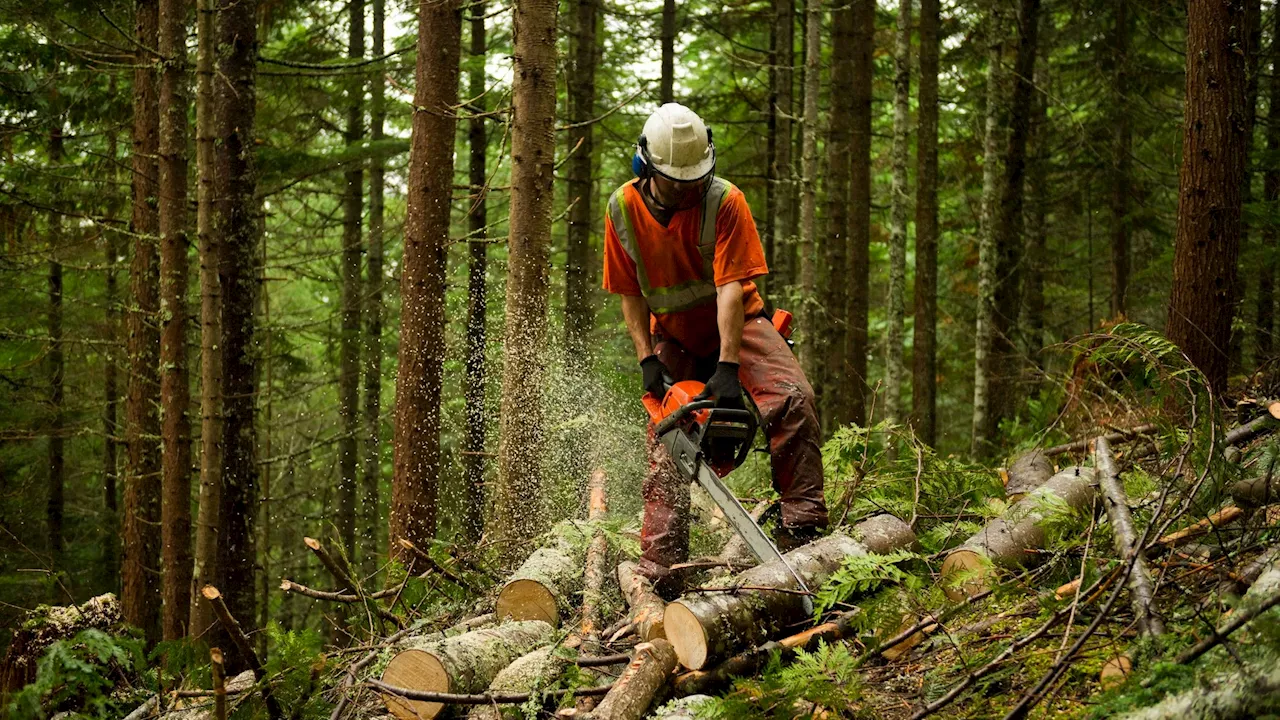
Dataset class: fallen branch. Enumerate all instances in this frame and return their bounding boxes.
[1043,424,1157,457]
[1154,506,1245,548]
[580,469,610,651]
[617,561,666,642]
[1096,437,1165,637]
[398,538,479,592]
[211,647,227,720]
[201,586,283,720]
[369,678,615,705]
[581,639,678,720]
[1179,551,1280,665]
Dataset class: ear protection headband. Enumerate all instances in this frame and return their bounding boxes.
[631,128,716,181]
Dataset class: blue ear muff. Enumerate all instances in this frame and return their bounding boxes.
[632,152,645,178]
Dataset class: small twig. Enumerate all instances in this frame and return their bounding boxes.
[397,538,479,591]
[1042,423,1158,457]
[211,647,227,720]
[1177,590,1280,664]
[687,584,814,596]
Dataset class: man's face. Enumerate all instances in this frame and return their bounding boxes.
[651,174,709,210]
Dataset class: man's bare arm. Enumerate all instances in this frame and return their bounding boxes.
[621,294,655,361]
[715,281,745,364]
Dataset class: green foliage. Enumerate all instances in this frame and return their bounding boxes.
[7,629,147,720]
[694,642,872,719]
[813,551,922,619]
[265,624,329,719]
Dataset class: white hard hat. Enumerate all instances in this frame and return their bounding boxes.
[638,103,716,182]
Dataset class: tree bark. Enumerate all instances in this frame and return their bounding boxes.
[461,0,488,543]
[844,0,874,427]
[1003,448,1052,500]
[941,466,1096,600]
[47,255,64,575]
[580,470,609,646]
[886,0,911,425]
[660,0,675,102]
[971,4,1004,455]
[1231,0,1261,373]
[1094,438,1164,637]
[1021,29,1050,357]
[771,0,794,292]
[1166,0,1248,396]
[158,0,192,642]
[565,0,597,376]
[818,0,853,430]
[381,620,555,720]
[493,0,558,560]
[390,0,461,559]
[338,0,365,561]
[911,0,939,446]
[363,0,386,573]
[1109,0,1131,319]
[665,517,916,670]
[212,0,261,670]
[103,221,122,587]
[124,0,163,643]
[797,0,820,386]
[583,639,678,720]
[189,0,221,641]
[1258,6,1280,361]
[467,646,570,720]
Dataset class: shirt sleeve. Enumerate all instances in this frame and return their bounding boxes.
[602,208,644,296]
[713,187,769,287]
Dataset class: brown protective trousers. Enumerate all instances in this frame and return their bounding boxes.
[638,315,829,582]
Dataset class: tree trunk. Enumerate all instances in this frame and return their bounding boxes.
[158,0,192,642]
[797,0,820,386]
[564,0,597,376]
[885,0,911,425]
[1166,0,1248,396]
[103,224,121,587]
[584,639,678,720]
[986,0,1040,443]
[911,0,939,446]
[380,620,555,720]
[660,0,675,102]
[771,0,794,292]
[212,0,261,670]
[665,516,916,670]
[819,0,853,431]
[461,0,488,543]
[1109,0,1130,319]
[493,0,557,560]
[124,0,163,642]
[941,466,1096,600]
[47,257,64,573]
[338,0,365,561]
[189,0,221,640]
[1231,0,1261,373]
[618,560,667,642]
[1258,7,1280,361]
[971,4,1004,455]
[390,0,461,559]
[844,0,874,427]
[1021,30,1050,358]
[363,0,386,573]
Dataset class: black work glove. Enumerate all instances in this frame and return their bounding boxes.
[640,354,671,398]
[694,361,742,405]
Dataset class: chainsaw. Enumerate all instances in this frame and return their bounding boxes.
[640,310,812,613]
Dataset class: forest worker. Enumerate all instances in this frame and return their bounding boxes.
[602,103,829,598]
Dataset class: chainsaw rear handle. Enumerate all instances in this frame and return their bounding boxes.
[706,407,758,467]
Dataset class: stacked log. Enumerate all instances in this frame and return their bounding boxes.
[941,466,1096,601]
[380,620,555,720]
[466,645,570,720]
[578,639,678,720]
[1002,449,1054,501]
[617,561,667,642]
[495,522,592,626]
[663,515,917,670]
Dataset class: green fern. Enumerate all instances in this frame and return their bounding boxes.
[814,550,922,618]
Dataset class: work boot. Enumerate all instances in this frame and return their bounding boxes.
[775,524,824,553]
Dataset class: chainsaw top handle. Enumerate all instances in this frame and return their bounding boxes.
[653,398,716,436]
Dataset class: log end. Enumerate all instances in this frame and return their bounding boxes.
[940,550,990,602]
[496,579,561,627]
[1099,653,1132,689]
[382,648,449,720]
[201,585,221,601]
[663,601,709,670]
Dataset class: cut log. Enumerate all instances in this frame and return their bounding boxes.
[852,511,921,553]
[0,593,123,692]
[581,639,678,720]
[466,645,570,720]
[495,521,592,626]
[940,466,1096,601]
[673,608,861,695]
[381,620,555,720]
[1230,444,1280,507]
[664,515,917,670]
[1095,437,1164,636]
[1002,449,1053,500]
[617,560,667,642]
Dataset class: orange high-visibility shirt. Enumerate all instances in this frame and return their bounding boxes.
[603,178,768,358]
